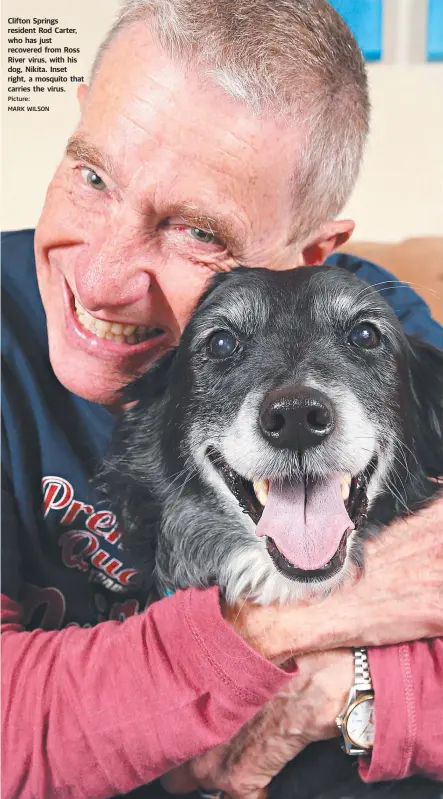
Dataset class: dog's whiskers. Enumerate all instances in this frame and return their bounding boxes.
[390,434,419,469]
[167,456,198,491]
[390,457,411,496]
[166,459,201,504]
[384,475,413,515]
[233,586,255,627]
[387,464,409,508]
[354,280,440,303]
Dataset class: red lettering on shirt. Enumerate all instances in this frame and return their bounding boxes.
[61,500,94,525]
[43,475,141,590]
[42,476,74,517]
[109,598,141,621]
[86,511,121,544]
[21,583,66,630]
[113,568,139,586]
[59,530,98,572]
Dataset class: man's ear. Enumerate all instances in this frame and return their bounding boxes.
[77,83,88,110]
[297,219,355,266]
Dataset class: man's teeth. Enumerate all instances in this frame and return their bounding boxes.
[74,299,162,344]
[340,474,352,501]
[253,479,269,507]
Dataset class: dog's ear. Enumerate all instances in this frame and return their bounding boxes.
[94,351,179,586]
[408,336,443,477]
[122,347,178,405]
[194,267,249,312]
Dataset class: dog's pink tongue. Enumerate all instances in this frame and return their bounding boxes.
[256,477,354,570]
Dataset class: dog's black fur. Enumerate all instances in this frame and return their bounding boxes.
[98,266,443,799]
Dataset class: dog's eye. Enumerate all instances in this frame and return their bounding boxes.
[349,322,380,349]
[208,331,239,359]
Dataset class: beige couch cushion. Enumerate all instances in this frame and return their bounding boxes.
[339,237,443,324]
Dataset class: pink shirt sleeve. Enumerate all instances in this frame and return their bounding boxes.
[360,640,443,782]
[1,588,291,799]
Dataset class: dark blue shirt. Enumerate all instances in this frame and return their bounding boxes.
[2,229,443,630]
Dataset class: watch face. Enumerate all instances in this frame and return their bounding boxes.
[347,698,375,748]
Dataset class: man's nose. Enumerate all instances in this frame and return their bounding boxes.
[259,386,335,451]
[74,235,152,313]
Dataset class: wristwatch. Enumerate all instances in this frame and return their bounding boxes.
[336,647,375,755]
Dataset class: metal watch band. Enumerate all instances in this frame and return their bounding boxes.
[354,647,373,691]
[336,648,374,756]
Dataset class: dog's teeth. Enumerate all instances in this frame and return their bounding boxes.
[253,479,269,506]
[340,474,352,501]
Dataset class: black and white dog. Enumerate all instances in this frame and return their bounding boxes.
[99,266,443,799]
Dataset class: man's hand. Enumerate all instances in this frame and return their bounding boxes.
[161,649,353,799]
[162,495,442,797]
[224,495,443,662]
[162,496,442,797]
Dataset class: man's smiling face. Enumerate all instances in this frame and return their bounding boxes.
[34,23,351,405]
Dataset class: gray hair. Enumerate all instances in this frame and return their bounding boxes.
[92,0,370,241]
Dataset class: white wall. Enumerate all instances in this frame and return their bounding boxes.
[2,0,442,241]
[343,63,443,241]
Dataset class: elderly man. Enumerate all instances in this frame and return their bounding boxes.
[2,1,442,798]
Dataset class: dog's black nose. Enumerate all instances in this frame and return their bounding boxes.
[259,387,334,450]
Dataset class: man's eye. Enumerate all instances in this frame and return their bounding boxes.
[81,168,107,191]
[189,227,217,244]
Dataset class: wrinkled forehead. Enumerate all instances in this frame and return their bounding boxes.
[190,267,402,342]
[82,25,299,231]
